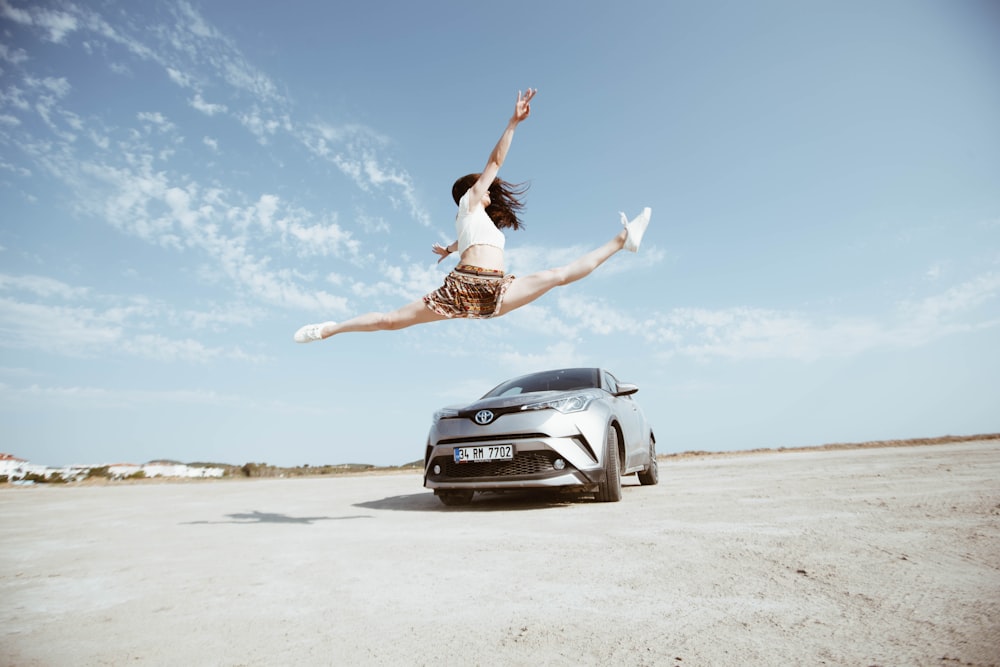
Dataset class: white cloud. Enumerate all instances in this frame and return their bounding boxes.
[0,273,90,300]
[895,271,1000,344]
[286,221,357,257]
[0,42,29,64]
[222,194,359,258]
[137,111,176,133]
[253,193,279,231]
[0,0,33,25]
[37,9,78,43]
[503,302,580,340]
[554,293,647,337]
[76,159,182,247]
[25,75,71,98]
[656,306,870,362]
[166,67,191,88]
[495,341,585,375]
[180,303,259,331]
[0,282,270,364]
[120,333,267,364]
[0,382,326,415]
[298,121,433,229]
[348,262,444,302]
[0,297,124,357]
[62,150,355,313]
[175,0,215,39]
[657,272,1000,361]
[497,270,1000,364]
[121,333,219,363]
[357,213,391,234]
[0,156,31,176]
[0,84,30,112]
[190,93,227,116]
[238,108,288,143]
[362,155,407,188]
[0,2,79,43]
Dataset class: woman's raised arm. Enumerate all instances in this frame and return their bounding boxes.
[467,88,536,207]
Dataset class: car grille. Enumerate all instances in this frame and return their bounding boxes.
[432,451,559,479]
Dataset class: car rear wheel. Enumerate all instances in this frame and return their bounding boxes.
[637,437,659,486]
[436,490,474,506]
[594,425,622,502]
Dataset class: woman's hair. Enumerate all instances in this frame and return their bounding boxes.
[451,173,528,230]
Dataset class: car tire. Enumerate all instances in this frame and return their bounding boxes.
[437,490,474,506]
[637,437,659,486]
[594,425,622,502]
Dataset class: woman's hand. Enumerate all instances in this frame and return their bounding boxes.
[432,243,453,263]
[512,88,536,123]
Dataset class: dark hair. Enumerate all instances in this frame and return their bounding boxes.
[451,173,528,230]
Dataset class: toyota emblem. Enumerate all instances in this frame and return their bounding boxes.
[474,409,495,425]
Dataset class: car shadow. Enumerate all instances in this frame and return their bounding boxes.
[182,510,373,525]
[355,489,589,512]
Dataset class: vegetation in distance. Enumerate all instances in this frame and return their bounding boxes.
[3,434,996,485]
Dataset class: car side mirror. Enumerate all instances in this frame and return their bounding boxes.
[615,383,639,396]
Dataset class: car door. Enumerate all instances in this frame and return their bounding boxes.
[603,371,646,470]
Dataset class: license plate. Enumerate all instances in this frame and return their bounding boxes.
[453,444,514,463]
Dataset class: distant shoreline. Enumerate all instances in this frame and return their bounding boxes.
[4,433,997,488]
[660,432,1000,461]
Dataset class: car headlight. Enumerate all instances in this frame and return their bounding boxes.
[433,408,460,421]
[520,393,596,414]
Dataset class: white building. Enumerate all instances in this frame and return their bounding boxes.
[1,454,225,481]
[141,463,225,478]
[0,453,27,479]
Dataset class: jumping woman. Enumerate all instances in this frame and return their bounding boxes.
[293,88,651,343]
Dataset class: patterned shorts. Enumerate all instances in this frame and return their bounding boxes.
[423,264,516,319]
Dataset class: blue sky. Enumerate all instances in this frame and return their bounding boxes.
[1,0,998,467]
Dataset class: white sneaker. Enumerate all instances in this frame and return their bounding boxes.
[294,322,333,343]
[620,207,652,252]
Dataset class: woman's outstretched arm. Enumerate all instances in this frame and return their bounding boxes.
[431,240,457,263]
[467,88,536,207]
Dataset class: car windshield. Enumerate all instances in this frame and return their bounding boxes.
[483,368,600,398]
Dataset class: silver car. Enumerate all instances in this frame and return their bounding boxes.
[423,367,658,505]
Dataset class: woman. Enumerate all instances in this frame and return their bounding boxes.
[294,88,650,343]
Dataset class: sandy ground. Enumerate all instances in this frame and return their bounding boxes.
[1,441,998,667]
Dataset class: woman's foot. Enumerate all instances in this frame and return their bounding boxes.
[294,322,335,343]
[620,207,652,252]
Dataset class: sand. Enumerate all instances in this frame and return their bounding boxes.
[1,440,998,666]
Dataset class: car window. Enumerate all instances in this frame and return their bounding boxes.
[484,368,599,397]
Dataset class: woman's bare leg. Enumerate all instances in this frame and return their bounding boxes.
[297,299,447,341]
[298,208,651,340]
[499,229,627,314]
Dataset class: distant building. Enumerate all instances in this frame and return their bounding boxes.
[142,463,224,478]
[0,453,27,479]
[1,454,225,481]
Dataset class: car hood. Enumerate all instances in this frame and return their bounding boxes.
[464,389,596,412]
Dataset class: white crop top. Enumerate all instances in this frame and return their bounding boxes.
[456,189,506,255]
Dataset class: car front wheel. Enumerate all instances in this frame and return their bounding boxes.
[594,425,622,502]
[436,490,474,506]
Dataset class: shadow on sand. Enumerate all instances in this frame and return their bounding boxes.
[183,511,373,525]
[355,489,586,513]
